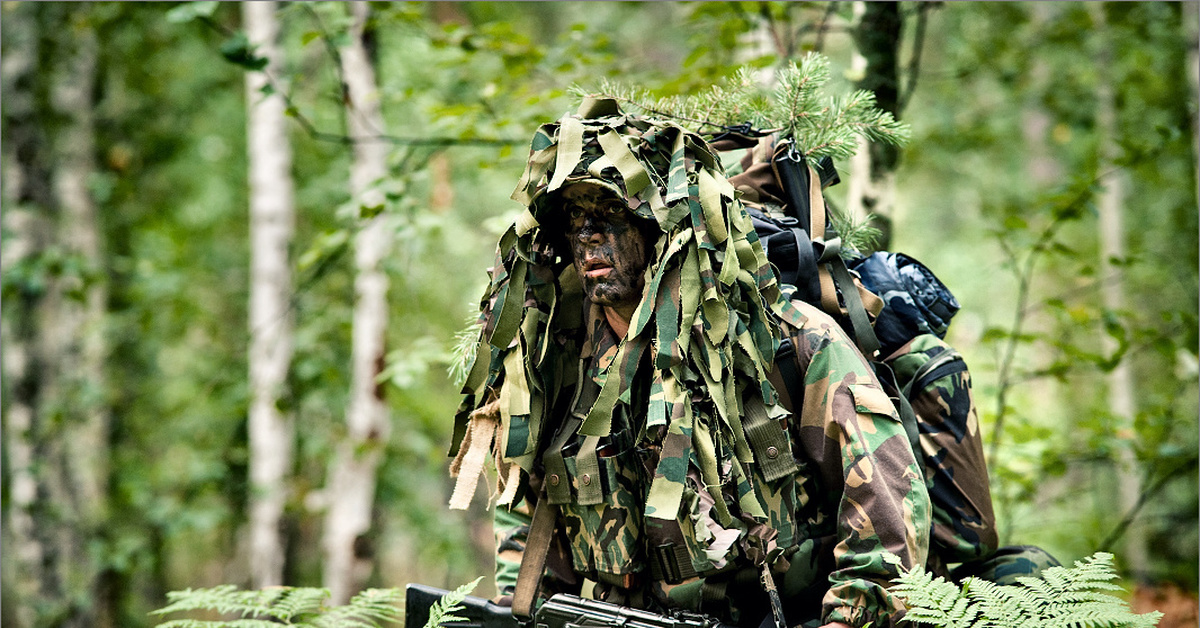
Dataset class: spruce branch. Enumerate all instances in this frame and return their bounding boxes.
[583,52,910,162]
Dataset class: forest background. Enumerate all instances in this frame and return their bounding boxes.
[2,2,1197,627]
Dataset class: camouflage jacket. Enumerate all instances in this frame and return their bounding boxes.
[885,334,997,575]
[495,300,931,628]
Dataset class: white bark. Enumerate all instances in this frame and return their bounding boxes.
[323,1,393,605]
[2,10,47,624]
[51,11,109,529]
[1090,3,1149,578]
[3,8,111,624]
[244,0,296,589]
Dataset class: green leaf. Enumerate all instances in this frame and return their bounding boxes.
[165,1,219,24]
[219,32,269,71]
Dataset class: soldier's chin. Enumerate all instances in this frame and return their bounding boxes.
[586,283,634,307]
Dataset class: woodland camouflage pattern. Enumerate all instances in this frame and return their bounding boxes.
[452,99,931,627]
[886,334,998,575]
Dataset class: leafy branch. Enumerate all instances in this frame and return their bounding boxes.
[585,53,910,161]
[166,2,524,148]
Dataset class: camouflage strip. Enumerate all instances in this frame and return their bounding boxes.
[549,116,584,193]
[489,257,527,349]
[692,418,732,526]
[448,400,500,510]
[597,127,652,198]
[645,375,692,520]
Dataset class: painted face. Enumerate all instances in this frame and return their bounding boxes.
[560,182,653,312]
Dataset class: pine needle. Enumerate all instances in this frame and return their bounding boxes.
[583,52,910,162]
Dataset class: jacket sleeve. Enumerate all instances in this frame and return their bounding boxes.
[788,303,932,627]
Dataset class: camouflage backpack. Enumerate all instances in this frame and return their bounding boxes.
[713,133,967,457]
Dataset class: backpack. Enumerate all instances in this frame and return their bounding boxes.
[714,133,968,466]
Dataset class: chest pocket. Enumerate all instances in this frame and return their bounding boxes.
[553,424,647,578]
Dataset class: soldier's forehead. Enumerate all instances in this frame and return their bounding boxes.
[560,182,620,206]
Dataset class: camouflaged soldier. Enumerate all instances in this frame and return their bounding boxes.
[448,99,931,628]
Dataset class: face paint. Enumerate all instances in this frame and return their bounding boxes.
[560,182,653,313]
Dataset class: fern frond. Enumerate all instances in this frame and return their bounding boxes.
[893,553,1162,628]
[421,577,483,628]
[156,621,286,628]
[152,585,301,621]
[153,585,404,628]
[314,589,403,628]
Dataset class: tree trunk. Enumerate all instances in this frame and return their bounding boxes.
[3,5,112,625]
[3,8,52,626]
[323,1,393,605]
[1089,2,1149,581]
[848,0,902,250]
[244,0,297,589]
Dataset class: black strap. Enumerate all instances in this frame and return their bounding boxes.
[770,337,803,416]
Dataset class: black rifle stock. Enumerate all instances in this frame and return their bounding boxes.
[404,585,733,628]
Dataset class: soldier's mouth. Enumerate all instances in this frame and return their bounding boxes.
[583,258,613,278]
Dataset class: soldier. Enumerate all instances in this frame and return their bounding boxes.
[449,99,931,628]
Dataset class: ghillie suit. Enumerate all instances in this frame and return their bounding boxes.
[449,99,930,628]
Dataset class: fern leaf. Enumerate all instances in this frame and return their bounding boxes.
[421,577,483,628]
[156,621,286,628]
[315,588,403,628]
[893,553,1162,628]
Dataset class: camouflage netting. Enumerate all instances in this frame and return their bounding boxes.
[449,98,807,523]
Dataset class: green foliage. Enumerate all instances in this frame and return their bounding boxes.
[420,577,483,628]
[150,579,482,628]
[589,53,910,160]
[151,586,402,628]
[893,553,1162,628]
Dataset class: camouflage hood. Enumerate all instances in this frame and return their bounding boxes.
[452,98,807,517]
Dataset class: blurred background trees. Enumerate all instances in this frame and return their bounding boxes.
[1,3,1195,627]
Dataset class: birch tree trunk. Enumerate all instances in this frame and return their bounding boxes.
[1089,2,1149,580]
[847,0,902,250]
[3,5,112,625]
[3,8,52,626]
[323,1,394,605]
[244,0,297,589]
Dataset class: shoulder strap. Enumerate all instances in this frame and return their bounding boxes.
[872,360,923,469]
[512,496,560,620]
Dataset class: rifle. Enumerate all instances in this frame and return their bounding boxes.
[404,584,734,628]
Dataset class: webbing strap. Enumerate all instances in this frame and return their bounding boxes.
[649,542,700,584]
[873,361,922,468]
[512,496,559,620]
[742,393,797,482]
[827,255,881,357]
[768,337,802,416]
